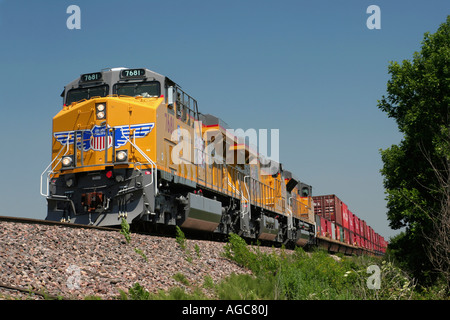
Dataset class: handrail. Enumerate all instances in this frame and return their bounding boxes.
[40,141,70,197]
[287,196,295,231]
[40,125,158,198]
[122,132,158,195]
[242,175,250,217]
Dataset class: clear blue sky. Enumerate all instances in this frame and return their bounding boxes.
[0,0,448,240]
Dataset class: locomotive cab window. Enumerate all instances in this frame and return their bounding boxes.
[114,81,160,98]
[66,85,109,105]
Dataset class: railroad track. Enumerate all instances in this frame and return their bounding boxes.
[0,215,214,243]
[0,215,119,232]
[0,282,62,300]
[0,215,371,254]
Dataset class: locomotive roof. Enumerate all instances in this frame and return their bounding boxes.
[64,68,169,89]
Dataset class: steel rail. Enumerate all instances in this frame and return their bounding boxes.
[0,215,119,232]
[0,282,64,300]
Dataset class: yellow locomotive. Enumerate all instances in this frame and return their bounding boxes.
[41,67,315,247]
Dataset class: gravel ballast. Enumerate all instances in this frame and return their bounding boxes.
[0,220,251,300]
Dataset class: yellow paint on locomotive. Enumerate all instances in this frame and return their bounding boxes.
[51,92,313,225]
[154,97,198,180]
[52,96,162,175]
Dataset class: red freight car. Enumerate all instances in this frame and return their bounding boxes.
[335,224,341,241]
[342,202,349,229]
[359,219,364,239]
[313,195,347,224]
[344,228,350,245]
[348,210,354,234]
[313,195,341,223]
[313,194,387,253]
[321,216,327,237]
[365,223,370,243]
[317,215,334,239]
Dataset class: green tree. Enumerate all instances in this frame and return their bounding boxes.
[378,16,450,286]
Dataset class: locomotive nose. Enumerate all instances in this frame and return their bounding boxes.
[52,97,158,172]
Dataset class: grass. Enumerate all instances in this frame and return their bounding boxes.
[175,226,194,262]
[119,218,131,244]
[220,233,423,300]
[222,233,362,299]
[175,226,186,250]
[14,228,445,300]
[112,233,449,300]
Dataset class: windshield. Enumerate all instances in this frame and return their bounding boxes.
[66,85,109,105]
[115,81,160,97]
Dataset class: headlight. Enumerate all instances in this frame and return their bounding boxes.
[96,103,106,120]
[61,155,74,167]
[97,111,105,119]
[115,150,128,162]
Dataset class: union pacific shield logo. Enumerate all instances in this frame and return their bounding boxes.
[54,123,154,151]
[90,126,113,151]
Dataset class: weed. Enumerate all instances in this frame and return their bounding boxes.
[215,273,276,300]
[119,218,131,244]
[118,281,207,300]
[194,244,201,257]
[119,282,150,300]
[120,218,148,263]
[203,275,215,289]
[173,273,190,286]
[221,233,426,300]
[116,234,448,300]
[175,226,186,250]
[185,252,193,263]
[175,226,195,262]
[134,247,148,262]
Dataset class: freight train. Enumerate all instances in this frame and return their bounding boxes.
[40,67,387,255]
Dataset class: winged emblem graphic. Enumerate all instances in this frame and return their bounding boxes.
[53,123,155,151]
